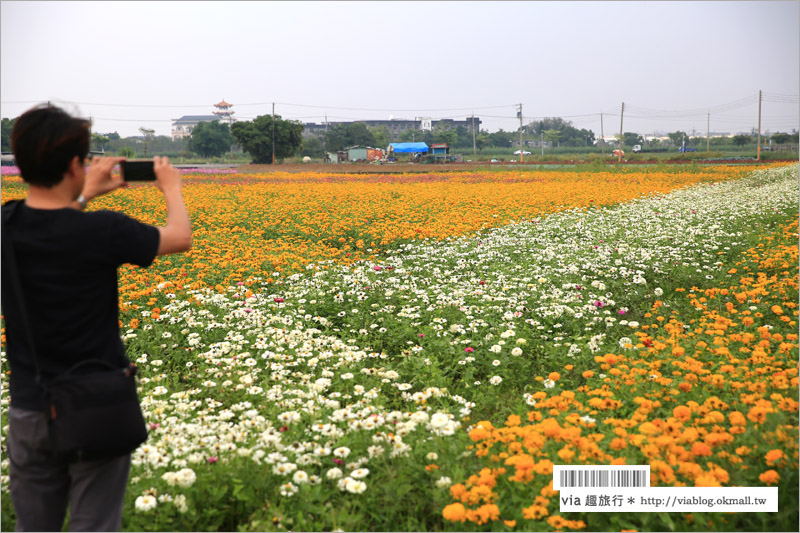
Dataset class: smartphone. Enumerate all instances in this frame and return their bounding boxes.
[121,160,157,181]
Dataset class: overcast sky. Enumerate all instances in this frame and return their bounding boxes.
[2,1,798,138]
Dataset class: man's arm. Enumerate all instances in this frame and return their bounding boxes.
[153,156,192,255]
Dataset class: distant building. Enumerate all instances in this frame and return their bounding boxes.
[212,99,235,125]
[303,117,482,141]
[172,100,236,140]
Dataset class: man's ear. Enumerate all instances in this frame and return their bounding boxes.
[65,155,83,179]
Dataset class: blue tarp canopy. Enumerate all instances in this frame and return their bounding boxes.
[388,142,428,153]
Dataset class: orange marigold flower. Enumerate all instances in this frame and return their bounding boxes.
[505,414,521,427]
[690,442,712,457]
[548,372,561,381]
[672,405,692,420]
[694,473,721,487]
[771,305,783,315]
[442,502,467,523]
[449,483,467,500]
[759,469,780,485]
[728,411,746,426]
[582,370,594,378]
[504,520,517,528]
[469,425,492,442]
[764,449,784,465]
[522,504,549,520]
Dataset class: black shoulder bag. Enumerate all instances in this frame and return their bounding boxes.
[2,200,148,461]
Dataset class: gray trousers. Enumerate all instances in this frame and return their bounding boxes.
[7,406,131,532]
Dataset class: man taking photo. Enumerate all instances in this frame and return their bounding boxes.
[1,103,192,531]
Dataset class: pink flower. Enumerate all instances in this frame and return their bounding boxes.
[237,281,245,286]
[374,266,382,271]
[333,458,344,465]
[148,423,161,430]
[465,347,474,353]
[274,297,284,303]
[594,300,605,308]
[418,334,425,338]
[618,309,626,315]
[207,456,219,464]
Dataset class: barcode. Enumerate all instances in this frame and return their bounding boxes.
[553,466,650,489]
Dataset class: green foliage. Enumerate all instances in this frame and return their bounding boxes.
[667,131,689,147]
[771,132,799,144]
[189,121,233,158]
[622,131,643,146]
[231,115,304,164]
[117,146,136,158]
[139,128,155,157]
[526,117,596,147]
[1,117,16,152]
[487,129,514,147]
[732,134,754,146]
[369,126,391,150]
[301,135,326,158]
[326,123,376,152]
[91,133,111,152]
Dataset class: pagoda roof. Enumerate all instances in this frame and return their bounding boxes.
[215,99,232,107]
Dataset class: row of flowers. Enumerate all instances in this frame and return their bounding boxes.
[0,163,796,531]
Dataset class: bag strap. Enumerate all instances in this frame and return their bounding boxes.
[1,200,44,385]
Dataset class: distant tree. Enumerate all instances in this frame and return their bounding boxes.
[432,123,458,146]
[118,146,136,158]
[231,114,303,164]
[544,129,563,147]
[475,132,490,152]
[623,132,643,146]
[732,134,752,147]
[667,131,688,147]
[91,133,110,152]
[325,123,376,152]
[189,121,233,157]
[398,129,431,144]
[301,135,326,158]
[369,126,391,150]
[527,117,571,135]
[1,117,16,152]
[488,129,514,147]
[771,132,798,144]
[139,127,155,156]
[106,131,121,141]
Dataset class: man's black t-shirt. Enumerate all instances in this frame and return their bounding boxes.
[1,200,160,410]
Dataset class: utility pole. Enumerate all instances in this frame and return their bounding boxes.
[541,132,544,156]
[757,90,762,161]
[706,113,710,152]
[272,102,276,165]
[517,104,524,163]
[618,102,624,163]
[600,113,605,155]
[471,114,477,156]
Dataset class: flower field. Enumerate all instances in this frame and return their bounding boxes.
[1,163,798,531]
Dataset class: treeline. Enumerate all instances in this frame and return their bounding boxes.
[2,115,797,162]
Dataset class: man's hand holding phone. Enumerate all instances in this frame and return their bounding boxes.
[152,156,182,194]
[81,156,126,203]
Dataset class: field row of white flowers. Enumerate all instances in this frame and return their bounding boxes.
[1,164,797,531]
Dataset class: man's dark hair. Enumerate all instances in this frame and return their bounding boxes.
[11,104,91,187]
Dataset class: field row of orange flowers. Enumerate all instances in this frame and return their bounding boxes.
[0,165,772,311]
[442,219,799,531]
